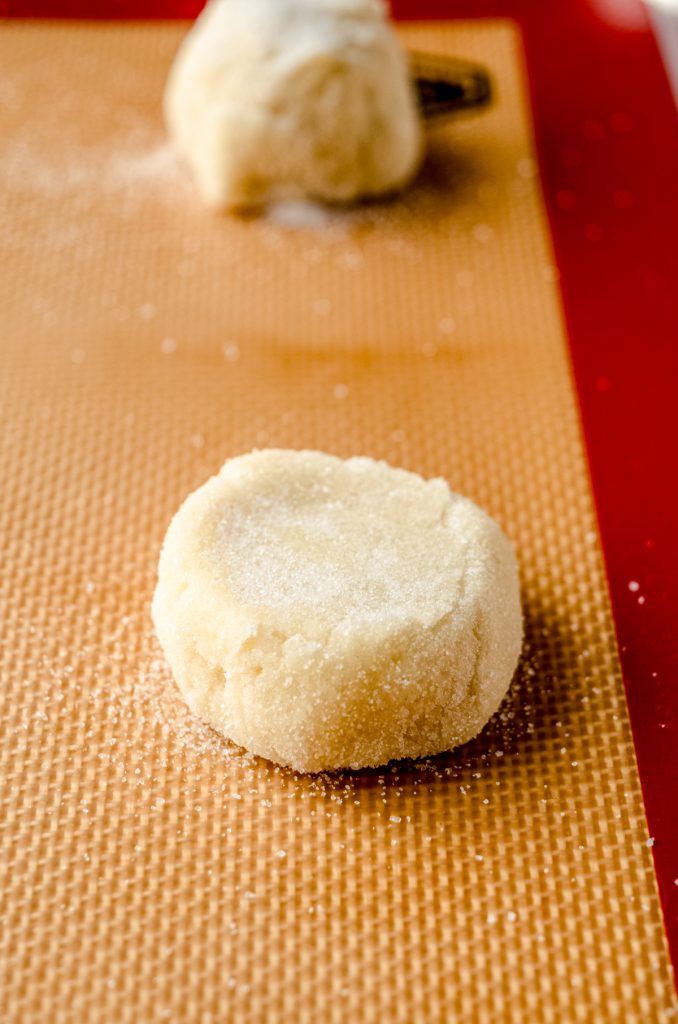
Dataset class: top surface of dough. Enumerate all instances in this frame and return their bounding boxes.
[194,0,388,52]
[178,450,500,643]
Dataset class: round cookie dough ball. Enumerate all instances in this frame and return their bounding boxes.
[152,450,522,772]
[164,0,423,210]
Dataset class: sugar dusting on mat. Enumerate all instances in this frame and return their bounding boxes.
[11,564,570,814]
[108,143,184,190]
[264,199,345,230]
[0,138,187,200]
[30,571,544,809]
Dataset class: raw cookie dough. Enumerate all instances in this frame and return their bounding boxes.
[164,0,423,210]
[152,450,523,772]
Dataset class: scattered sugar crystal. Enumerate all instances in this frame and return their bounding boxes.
[389,815,402,824]
[646,838,655,848]
[337,249,363,270]
[628,580,640,592]
[139,302,157,320]
[275,849,287,859]
[472,223,494,243]
[517,157,536,178]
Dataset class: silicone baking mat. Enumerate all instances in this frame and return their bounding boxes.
[0,19,675,1023]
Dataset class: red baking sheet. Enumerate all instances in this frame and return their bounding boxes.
[3,0,677,988]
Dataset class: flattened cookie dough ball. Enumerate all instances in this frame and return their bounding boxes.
[164,0,423,209]
[152,450,522,772]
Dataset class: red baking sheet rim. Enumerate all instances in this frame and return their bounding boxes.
[3,0,677,989]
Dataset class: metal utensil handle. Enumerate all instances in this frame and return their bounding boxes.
[412,53,492,121]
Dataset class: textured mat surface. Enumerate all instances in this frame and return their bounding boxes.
[0,20,674,1024]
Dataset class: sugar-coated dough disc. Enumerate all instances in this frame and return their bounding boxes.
[152,450,523,771]
[164,0,423,209]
